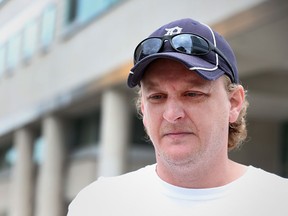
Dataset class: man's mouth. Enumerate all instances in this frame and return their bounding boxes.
[163,131,194,137]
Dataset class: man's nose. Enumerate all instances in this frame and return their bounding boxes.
[163,99,185,123]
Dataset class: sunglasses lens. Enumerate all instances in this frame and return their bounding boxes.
[134,35,210,63]
[134,38,162,63]
[172,34,209,55]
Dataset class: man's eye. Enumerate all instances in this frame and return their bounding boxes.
[148,94,165,100]
[185,92,205,98]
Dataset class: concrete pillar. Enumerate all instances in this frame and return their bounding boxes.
[98,88,131,176]
[10,128,34,216]
[35,116,65,216]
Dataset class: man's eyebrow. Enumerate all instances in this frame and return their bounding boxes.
[141,77,211,92]
[141,80,160,91]
[185,77,209,87]
[141,80,199,92]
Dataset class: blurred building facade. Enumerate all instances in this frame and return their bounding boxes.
[0,0,287,215]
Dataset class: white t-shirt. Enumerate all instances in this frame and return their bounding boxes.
[67,164,288,216]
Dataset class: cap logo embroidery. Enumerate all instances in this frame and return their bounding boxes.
[164,26,182,36]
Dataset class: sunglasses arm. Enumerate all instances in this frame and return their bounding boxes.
[213,46,235,83]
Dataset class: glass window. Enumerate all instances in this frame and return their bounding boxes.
[70,110,101,150]
[5,147,17,166]
[33,136,44,165]
[0,0,7,6]
[0,44,6,76]
[23,20,38,60]
[0,144,15,170]
[66,0,78,24]
[41,5,56,49]
[6,33,21,71]
[66,0,121,25]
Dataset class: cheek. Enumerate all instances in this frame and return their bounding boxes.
[142,105,161,136]
[197,99,230,131]
[142,104,152,134]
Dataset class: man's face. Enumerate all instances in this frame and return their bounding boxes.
[140,59,234,168]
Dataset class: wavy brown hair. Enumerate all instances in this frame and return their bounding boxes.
[135,75,249,151]
[224,76,249,151]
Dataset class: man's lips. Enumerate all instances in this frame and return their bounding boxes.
[161,125,195,138]
[163,131,194,137]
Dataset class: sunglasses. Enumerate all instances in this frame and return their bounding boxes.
[134,33,235,83]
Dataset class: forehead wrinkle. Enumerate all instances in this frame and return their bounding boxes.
[141,79,160,93]
[141,59,214,91]
[142,74,212,94]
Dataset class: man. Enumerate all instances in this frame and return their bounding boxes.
[67,18,288,216]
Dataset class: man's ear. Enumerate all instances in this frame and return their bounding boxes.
[229,85,245,123]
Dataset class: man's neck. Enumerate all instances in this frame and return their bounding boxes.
[156,159,247,189]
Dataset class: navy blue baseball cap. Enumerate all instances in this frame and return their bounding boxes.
[127,18,239,88]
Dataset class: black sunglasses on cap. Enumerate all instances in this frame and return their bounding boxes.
[133,33,236,83]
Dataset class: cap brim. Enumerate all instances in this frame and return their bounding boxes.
[128,52,225,88]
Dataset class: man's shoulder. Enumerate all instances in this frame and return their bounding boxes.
[67,164,156,215]
[73,164,155,199]
[248,166,288,183]
[246,166,288,194]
